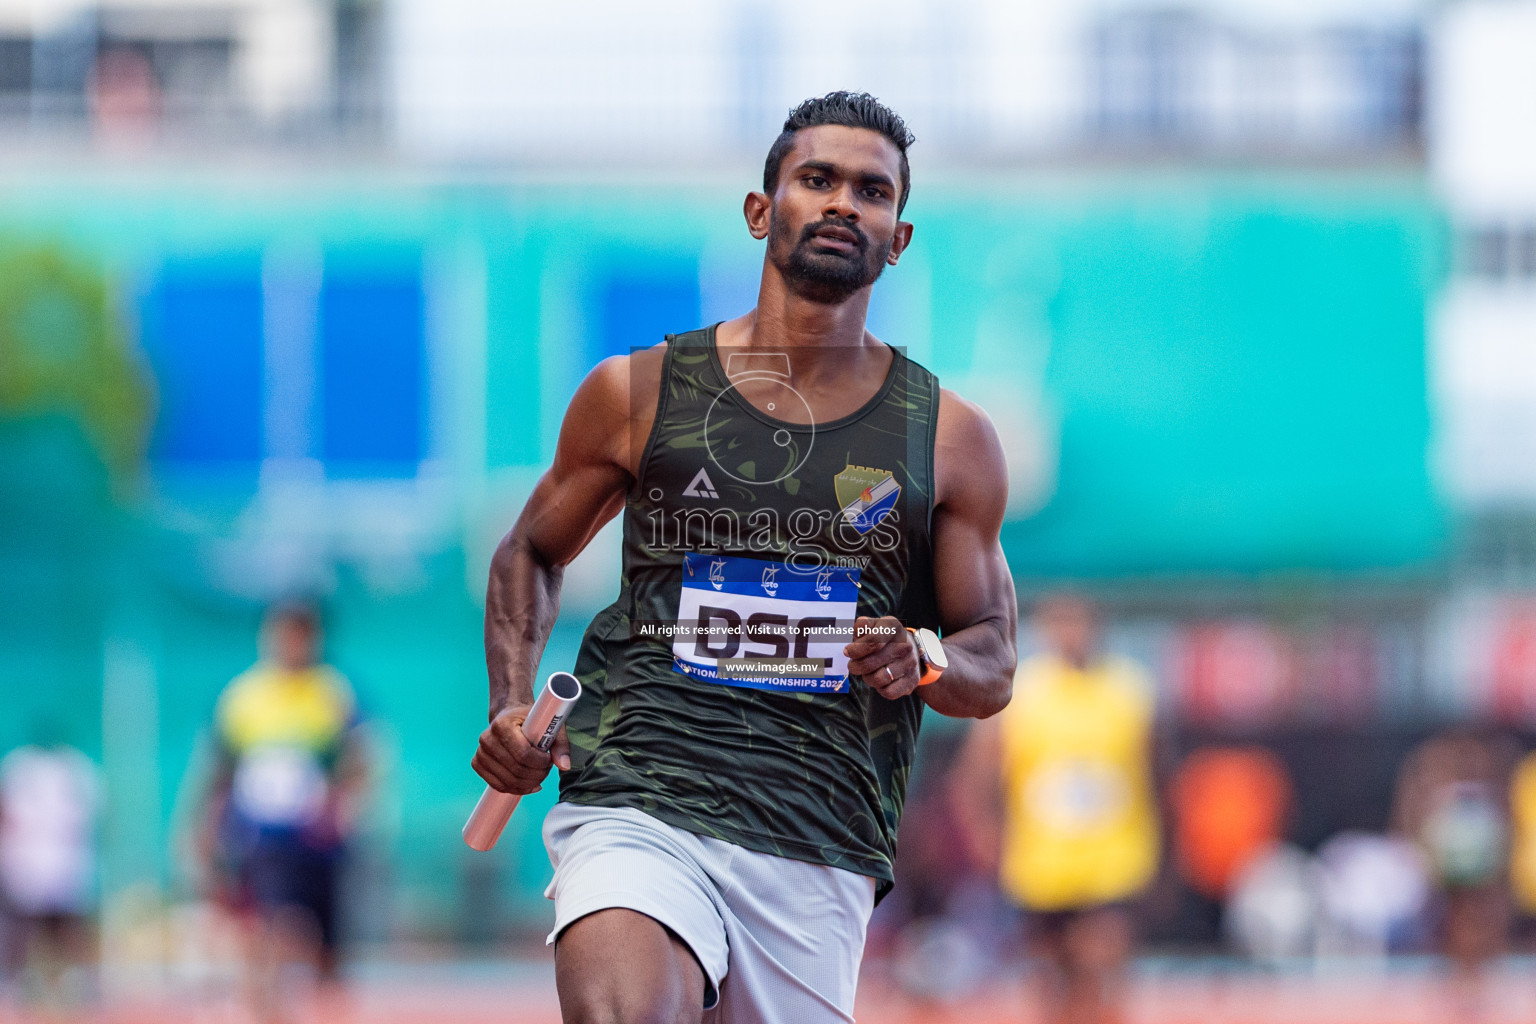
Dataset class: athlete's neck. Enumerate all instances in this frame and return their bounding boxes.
[716,266,887,382]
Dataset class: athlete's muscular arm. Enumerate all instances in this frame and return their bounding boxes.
[472,351,659,796]
[844,390,1017,718]
[920,392,1017,716]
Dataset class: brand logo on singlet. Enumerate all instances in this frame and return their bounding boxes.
[683,468,719,499]
[675,553,858,693]
[834,465,901,535]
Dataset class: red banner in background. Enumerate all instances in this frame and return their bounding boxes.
[1174,622,1299,727]
[1492,602,1536,722]
[1312,624,1382,722]
[1167,619,1392,726]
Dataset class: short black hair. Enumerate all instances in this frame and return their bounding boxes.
[762,91,915,214]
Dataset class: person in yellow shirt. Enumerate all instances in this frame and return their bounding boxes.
[197,602,367,1018]
[954,595,1160,1024]
[1513,750,1536,928]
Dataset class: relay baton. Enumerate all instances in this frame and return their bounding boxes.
[462,670,582,851]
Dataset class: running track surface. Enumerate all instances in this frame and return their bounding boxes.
[9,962,1535,1024]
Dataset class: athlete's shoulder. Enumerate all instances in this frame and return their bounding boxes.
[558,342,669,473]
[664,325,715,348]
[888,345,938,381]
[937,388,1001,444]
[576,342,668,406]
[934,388,1006,514]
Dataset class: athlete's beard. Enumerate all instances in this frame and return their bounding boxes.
[769,212,889,305]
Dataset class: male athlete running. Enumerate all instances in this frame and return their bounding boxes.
[473,91,1017,1023]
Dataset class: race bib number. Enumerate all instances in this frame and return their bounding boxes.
[232,746,328,827]
[672,553,859,693]
[1024,759,1131,834]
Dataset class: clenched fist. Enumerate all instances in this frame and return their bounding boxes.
[471,704,571,795]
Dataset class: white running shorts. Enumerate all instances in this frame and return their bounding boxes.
[543,801,876,1024]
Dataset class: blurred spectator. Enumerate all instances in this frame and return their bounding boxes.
[89,48,161,143]
[877,746,1015,1002]
[1511,750,1536,938]
[1170,746,1292,905]
[1393,730,1519,993]
[195,602,367,1019]
[0,726,100,1008]
[954,595,1159,1024]
[1225,844,1322,965]
[1314,832,1430,959]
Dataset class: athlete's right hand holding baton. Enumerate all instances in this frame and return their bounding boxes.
[467,671,578,850]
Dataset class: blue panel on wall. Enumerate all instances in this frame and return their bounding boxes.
[141,260,264,464]
[599,268,700,366]
[318,267,426,476]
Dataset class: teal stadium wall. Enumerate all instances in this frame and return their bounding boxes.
[0,170,1446,937]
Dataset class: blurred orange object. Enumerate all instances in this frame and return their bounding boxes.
[1172,747,1292,900]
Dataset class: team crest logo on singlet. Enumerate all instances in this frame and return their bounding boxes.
[835,464,901,535]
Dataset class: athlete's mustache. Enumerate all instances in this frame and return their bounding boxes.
[797,217,869,254]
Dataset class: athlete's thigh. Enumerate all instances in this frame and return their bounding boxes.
[556,907,707,1024]
[710,849,874,1023]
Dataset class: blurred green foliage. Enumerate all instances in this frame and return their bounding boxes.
[0,242,152,477]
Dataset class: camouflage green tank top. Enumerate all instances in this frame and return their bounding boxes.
[558,325,940,893]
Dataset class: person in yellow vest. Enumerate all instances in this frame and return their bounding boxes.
[197,602,367,1018]
[954,595,1160,1024]
[1513,752,1536,924]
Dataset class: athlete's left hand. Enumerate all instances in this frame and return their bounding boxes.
[846,615,921,700]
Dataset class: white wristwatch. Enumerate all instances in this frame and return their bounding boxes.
[907,627,947,685]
